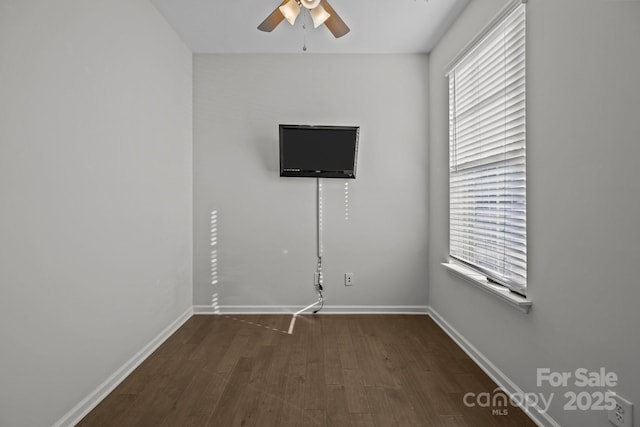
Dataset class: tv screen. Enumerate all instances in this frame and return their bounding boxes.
[279,125,360,179]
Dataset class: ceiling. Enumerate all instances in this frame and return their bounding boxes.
[150,0,470,54]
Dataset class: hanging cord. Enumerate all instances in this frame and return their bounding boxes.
[313,256,324,313]
[313,178,324,313]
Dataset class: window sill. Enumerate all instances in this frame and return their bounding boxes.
[441,262,532,314]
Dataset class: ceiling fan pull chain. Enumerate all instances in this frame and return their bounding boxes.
[302,8,308,51]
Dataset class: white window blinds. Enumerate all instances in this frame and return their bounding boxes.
[447,1,527,294]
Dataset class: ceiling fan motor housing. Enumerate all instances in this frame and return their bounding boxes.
[300,0,322,10]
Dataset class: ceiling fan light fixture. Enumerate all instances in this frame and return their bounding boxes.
[300,0,321,10]
[310,5,331,28]
[258,0,349,38]
[279,0,301,25]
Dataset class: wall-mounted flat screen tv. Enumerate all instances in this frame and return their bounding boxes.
[279,125,360,179]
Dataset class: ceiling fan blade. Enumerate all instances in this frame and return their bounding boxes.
[258,1,288,32]
[320,0,350,38]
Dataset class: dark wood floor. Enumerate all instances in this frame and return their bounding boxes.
[79,315,536,426]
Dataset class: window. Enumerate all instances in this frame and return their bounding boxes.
[447,0,527,295]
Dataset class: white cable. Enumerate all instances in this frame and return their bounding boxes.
[317,178,323,259]
[287,297,322,334]
[317,178,324,292]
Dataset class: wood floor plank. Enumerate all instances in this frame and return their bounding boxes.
[97,359,199,426]
[342,368,369,414]
[438,414,470,426]
[276,359,306,426]
[205,356,253,426]
[244,389,285,426]
[77,393,137,426]
[364,386,399,427]
[214,331,251,375]
[158,323,239,425]
[349,317,381,387]
[158,369,229,427]
[326,384,351,427]
[79,315,536,427]
[350,412,375,427]
[304,409,327,427]
[336,317,359,370]
[229,380,263,427]
[362,317,402,388]
[304,317,326,411]
[304,360,326,410]
[384,386,423,426]
[322,316,344,386]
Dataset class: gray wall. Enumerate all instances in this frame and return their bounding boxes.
[193,54,429,309]
[0,1,192,426]
[428,1,640,426]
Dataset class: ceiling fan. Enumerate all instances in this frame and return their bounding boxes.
[258,0,350,38]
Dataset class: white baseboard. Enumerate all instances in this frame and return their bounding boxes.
[52,306,193,427]
[193,304,429,315]
[426,307,560,427]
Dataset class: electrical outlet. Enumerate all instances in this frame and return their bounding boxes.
[345,273,354,286]
[608,391,633,427]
